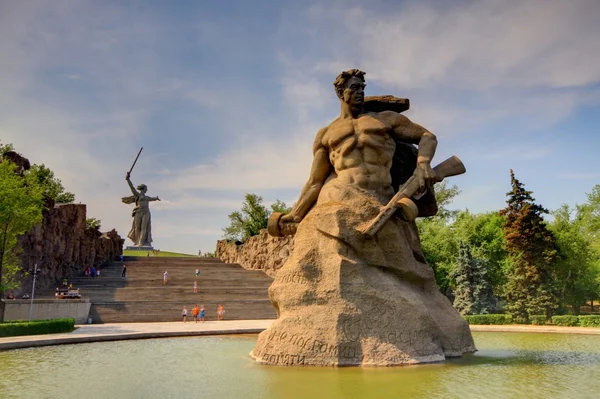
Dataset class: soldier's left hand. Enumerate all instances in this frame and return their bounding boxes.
[415,161,436,191]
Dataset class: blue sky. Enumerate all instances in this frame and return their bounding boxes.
[1,0,599,254]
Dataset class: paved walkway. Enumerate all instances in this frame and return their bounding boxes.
[470,324,600,335]
[0,320,273,351]
[2,321,600,351]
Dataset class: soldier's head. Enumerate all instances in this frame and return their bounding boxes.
[334,69,366,107]
[137,184,147,193]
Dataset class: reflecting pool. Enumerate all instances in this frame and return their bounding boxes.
[1,332,599,399]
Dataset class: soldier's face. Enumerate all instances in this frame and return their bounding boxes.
[343,77,365,106]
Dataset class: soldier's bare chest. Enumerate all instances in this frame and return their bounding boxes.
[325,115,391,149]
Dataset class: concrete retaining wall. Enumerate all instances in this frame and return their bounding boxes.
[1,299,91,324]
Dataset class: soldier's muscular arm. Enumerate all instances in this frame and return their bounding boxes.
[383,111,438,189]
[280,128,332,227]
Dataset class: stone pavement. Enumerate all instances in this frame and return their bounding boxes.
[2,321,600,351]
[0,320,274,351]
[469,324,600,335]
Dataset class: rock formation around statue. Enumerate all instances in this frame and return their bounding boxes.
[250,69,476,367]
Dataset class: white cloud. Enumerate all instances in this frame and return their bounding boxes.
[307,0,600,91]
[2,0,598,255]
[159,132,317,191]
[151,195,242,211]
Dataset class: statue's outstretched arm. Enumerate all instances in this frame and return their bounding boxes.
[281,127,332,225]
[383,111,438,189]
[125,172,139,197]
[149,196,161,202]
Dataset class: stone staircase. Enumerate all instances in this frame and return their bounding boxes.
[36,257,277,323]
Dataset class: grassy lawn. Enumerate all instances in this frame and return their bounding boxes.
[123,249,196,257]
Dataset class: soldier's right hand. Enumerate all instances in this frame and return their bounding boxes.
[279,214,301,236]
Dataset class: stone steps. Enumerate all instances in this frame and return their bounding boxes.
[36,257,277,323]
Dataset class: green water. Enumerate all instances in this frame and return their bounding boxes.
[1,332,599,399]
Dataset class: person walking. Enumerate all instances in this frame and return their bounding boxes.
[192,304,200,323]
[163,271,168,284]
[182,306,188,323]
[200,305,205,323]
[122,264,127,279]
[217,304,225,321]
[195,268,200,277]
[193,281,198,293]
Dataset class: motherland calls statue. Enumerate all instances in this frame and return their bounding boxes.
[121,148,160,248]
[250,69,476,366]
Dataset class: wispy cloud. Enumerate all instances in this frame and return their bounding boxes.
[1,0,598,254]
[306,0,600,91]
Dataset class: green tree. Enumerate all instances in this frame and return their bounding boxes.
[499,170,559,321]
[271,200,292,214]
[576,185,600,311]
[551,204,600,314]
[449,242,496,315]
[433,180,462,219]
[223,194,291,241]
[86,217,102,231]
[418,215,457,292]
[0,161,45,297]
[417,181,462,291]
[450,242,475,315]
[0,140,14,156]
[28,163,75,203]
[453,211,507,296]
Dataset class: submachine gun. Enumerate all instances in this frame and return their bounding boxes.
[360,155,466,237]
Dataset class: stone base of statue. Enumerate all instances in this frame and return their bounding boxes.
[125,245,154,251]
[250,180,476,366]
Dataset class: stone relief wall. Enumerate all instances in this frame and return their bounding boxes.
[216,230,293,277]
[17,201,124,291]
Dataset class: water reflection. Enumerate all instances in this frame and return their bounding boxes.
[0,332,599,399]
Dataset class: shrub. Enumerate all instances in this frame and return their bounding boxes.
[578,315,600,327]
[464,314,513,325]
[0,318,75,337]
[529,315,548,325]
[551,315,579,326]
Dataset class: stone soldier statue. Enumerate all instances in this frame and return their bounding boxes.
[251,69,475,367]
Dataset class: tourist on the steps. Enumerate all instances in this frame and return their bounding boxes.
[193,281,198,293]
[217,304,225,321]
[192,304,200,322]
[122,264,127,279]
[195,268,200,277]
[163,271,168,284]
[200,305,205,323]
[90,267,96,278]
[96,269,101,277]
[182,306,188,323]
[120,254,124,262]
[85,267,90,277]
